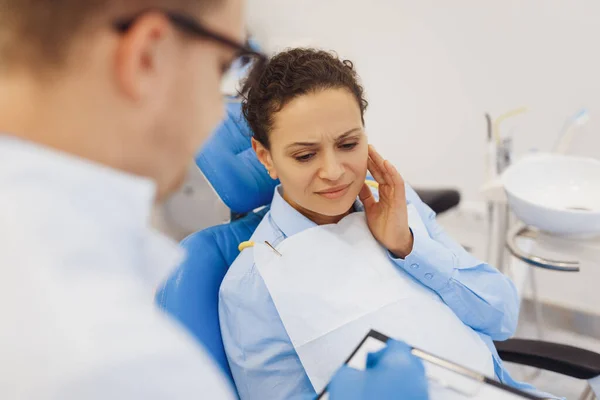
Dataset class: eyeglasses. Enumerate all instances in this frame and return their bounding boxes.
[113,10,267,64]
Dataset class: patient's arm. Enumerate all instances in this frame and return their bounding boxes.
[219,250,315,400]
[388,185,519,341]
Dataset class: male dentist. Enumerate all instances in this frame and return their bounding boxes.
[0,0,428,398]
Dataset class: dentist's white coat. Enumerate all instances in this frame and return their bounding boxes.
[0,137,235,400]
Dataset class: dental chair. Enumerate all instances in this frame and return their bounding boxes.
[156,101,600,399]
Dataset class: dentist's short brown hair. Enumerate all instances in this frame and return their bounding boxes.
[0,0,220,73]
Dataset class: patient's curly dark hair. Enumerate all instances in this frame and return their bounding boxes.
[240,48,368,149]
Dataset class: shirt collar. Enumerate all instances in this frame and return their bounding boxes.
[269,184,364,238]
[269,185,317,238]
[0,135,156,224]
[0,135,183,287]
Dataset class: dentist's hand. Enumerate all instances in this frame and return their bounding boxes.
[328,339,429,400]
[360,145,413,258]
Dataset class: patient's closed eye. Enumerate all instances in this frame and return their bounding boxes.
[295,153,316,162]
[339,142,358,150]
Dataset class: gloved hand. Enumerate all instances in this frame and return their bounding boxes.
[328,339,429,400]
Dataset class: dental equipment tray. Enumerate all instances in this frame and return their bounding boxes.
[318,330,543,399]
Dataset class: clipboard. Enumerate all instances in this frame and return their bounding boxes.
[317,330,544,400]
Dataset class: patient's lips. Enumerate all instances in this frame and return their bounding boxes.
[316,183,351,200]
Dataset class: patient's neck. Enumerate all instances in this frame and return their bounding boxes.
[283,191,352,225]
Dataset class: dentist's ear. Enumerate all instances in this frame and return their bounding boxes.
[114,12,174,101]
[252,138,278,179]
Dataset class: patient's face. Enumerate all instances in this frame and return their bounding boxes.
[256,88,368,222]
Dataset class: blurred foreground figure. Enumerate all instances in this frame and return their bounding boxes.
[0,0,247,398]
[0,0,429,399]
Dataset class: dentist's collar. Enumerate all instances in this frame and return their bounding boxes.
[0,135,184,287]
[0,135,156,226]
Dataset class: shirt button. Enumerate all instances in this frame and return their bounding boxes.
[410,263,419,270]
[425,273,434,280]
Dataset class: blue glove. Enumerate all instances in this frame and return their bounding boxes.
[328,339,429,400]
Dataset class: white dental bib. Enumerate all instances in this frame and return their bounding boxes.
[254,207,495,394]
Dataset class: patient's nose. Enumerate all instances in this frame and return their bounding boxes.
[318,151,344,181]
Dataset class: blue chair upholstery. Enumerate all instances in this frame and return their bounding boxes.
[156,207,268,384]
[195,101,279,214]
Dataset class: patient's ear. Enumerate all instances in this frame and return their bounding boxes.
[252,138,278,180]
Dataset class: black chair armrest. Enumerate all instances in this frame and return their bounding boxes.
[495,338,600,380]
[414,188,460,215]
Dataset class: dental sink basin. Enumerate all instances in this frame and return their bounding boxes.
[502,153,600,237]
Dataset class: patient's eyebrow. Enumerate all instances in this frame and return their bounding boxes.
[285,127,363,150]
[286,141,319,150]
[334,128,363,142]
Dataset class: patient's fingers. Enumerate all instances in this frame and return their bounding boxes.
[367,157,386,184]
[369,146,388,173]
[369,145,397,187]
[384,160,407,203]
[359,182,377,209]
[367,146,389,183]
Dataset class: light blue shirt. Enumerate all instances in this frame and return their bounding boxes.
[219,184,552,400]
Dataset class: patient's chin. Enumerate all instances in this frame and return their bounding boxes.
[317,194,358,217]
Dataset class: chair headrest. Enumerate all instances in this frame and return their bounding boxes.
[196,100,279,214]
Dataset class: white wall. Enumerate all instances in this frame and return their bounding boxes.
[153,164,230,240]
[247,0,600,201]
[245,0,600,315]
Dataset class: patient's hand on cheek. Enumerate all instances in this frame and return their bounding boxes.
[359,145,414,259]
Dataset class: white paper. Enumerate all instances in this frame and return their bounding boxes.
[255,210,494,393]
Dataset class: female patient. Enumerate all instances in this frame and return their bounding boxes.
[219,48,535,400]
